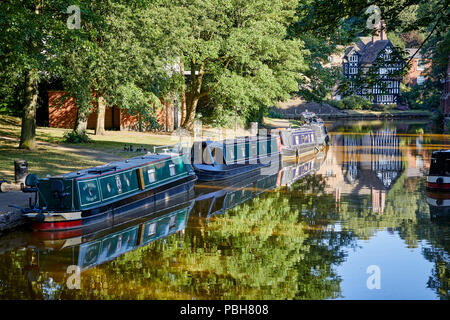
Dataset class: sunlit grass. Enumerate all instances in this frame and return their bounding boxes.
[0,139,103,180]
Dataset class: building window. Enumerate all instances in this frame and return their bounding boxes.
[417,59,426,71]
[350,54,358,62]
[417,76,425,85]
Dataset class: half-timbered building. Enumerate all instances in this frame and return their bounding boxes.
[342,35,404,105]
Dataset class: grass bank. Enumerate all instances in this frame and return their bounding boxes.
[0,115,177,180]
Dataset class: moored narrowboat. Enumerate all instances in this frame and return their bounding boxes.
[191,134,281,181]
[19,148,197,231]
[277,112,329,157]
[426,150,450,191]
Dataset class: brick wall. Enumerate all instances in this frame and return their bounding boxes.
[48,90,173,131]
[404,58,431,86]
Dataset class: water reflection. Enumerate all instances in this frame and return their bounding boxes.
[0,120,449,299]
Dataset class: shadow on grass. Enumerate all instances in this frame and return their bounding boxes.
[0,141,103,180]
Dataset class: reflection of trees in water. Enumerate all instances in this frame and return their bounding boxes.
[0,176,348,300]
[0,150,448,299]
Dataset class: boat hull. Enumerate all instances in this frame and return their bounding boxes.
[426,175,450,191]
[29,174,197,231]
[193,154,281,182]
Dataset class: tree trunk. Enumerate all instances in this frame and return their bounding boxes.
[182,97,199,131]
[19,2,41,150]
[19,69,38,150]
[182,61,205,131]
[179,61,187,126]
[95,95,106,135]
[74,106,89,134]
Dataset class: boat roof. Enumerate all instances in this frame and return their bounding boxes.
[53,152,178,180]
[201,135,277,148]
[432,150,450,156]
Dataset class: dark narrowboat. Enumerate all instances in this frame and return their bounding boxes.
[277,112,329,157]
[19,148,197,231]
[191,134,281,182]
[426,150,450,191]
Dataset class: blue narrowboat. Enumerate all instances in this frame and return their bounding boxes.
[20,149,197,231]
[191,134,281,181]
[278,112,329,157]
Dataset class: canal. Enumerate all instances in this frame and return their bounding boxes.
[0,120,449,300]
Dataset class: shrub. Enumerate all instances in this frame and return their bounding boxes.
[333,95,372,110]
[327,99,345,110]
[63,130,92,143]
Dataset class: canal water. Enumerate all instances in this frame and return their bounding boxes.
[0,120,449,300]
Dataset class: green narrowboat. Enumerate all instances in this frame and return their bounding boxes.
[20,149,197,231]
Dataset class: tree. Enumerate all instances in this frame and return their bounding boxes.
[151,0,306,130]
[57,1,168,135]
[0,0,70,149]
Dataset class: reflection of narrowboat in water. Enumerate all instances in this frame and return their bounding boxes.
[426,190,450,221]
[277,112,329,157]
[27,199,194,273]
[191,134,281,182]
[19,147,197,231]
[194,169,280,219]
[427,150,450,191]
[277,147,328,187]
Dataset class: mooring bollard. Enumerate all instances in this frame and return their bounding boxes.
[14,160,28,186]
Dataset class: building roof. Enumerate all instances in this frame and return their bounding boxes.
[359,40,391,64]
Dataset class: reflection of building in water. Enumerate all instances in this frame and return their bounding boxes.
[318,129,405,213]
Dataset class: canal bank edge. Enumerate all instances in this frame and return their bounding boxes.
[0,192,29,233]
[271,111,432,121]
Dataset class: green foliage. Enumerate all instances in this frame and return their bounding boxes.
[63,129,92,144]
[331,95,372,110]
[401,80,442,110]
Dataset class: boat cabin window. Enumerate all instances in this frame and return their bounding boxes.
[211,147,224,165]
[169,215,176,230]
[147,222,156,236]
[429,156,450,176]
[169,163,176,176]
[148,168,156,183]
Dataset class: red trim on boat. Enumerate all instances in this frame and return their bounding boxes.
[426,191,450,199]
[426,182,450,190]
[32,219,82,231]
